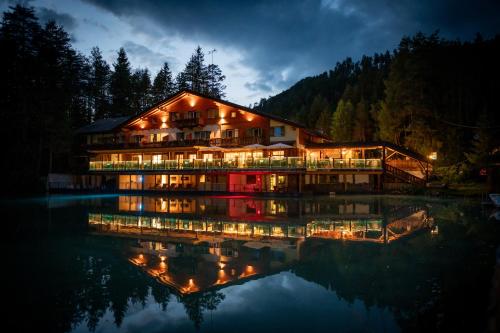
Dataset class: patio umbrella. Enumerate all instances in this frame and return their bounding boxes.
[265,143,294,149]
[243,143,267,150]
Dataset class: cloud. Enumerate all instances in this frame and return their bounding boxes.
[244,81,273,93]
[122,40,177,73]
[82,0,500,97]
[82,17,109,32]
[37,7,77,31]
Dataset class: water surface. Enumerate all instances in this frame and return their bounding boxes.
[6,194,499,332]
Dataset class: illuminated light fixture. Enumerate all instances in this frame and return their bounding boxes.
[428,152,437,160]
[188,278,194,286]
[160,255,166,262]
[246,265,254,273]
[431,226,439,235]
[140,122,146,129]
[189,98,196,107]
[161,122,167,129]
[218,262,226,269]
[161,116,167,123]
[139,254,144,259]
[247,116,254,122]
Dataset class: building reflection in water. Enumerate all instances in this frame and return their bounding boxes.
[88,195,433,295]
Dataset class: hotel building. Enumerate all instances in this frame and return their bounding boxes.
[74,90,431,194]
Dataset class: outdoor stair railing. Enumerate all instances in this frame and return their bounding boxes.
[384,163,426,185]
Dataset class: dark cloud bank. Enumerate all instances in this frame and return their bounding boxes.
[83,0,500,95]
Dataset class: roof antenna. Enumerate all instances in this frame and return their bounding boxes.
[208,48,217,66]
[207,49,217,94]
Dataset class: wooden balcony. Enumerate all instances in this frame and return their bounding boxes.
[210,136,268,147]
[86,136,268,150]
[170,117,204,128]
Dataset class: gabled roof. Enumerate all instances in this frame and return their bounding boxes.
[76,116,131,134]
[123,89,308,129]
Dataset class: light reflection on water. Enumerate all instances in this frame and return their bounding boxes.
[5,194,500,333]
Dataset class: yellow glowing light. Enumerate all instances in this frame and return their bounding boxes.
[428,152,437,160]
[219,262,226,269]
[160,255,166,262]
[246,265,254,273]
[247,116,254,122]
[161,122,167,129]
[140,122,145,129]
[161,116,167,123]
[189,278,194,285]
[189,99,196,107]
[139,254,144,259]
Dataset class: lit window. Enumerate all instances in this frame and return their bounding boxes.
[231,111,236,118]
[152,154,162,164]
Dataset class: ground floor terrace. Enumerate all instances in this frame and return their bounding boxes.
[91,170,382,193]
[61,141,430,194]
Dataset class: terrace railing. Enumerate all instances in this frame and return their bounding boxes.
[89,157,382,171]
[306,158,382,170]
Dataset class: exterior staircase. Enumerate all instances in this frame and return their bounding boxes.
[384,163,426,186]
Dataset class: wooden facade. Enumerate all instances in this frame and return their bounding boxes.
[72,90,431,194]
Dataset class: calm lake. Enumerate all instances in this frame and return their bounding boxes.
[6,194,500,333]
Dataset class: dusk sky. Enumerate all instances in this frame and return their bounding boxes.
[2,0,499,105]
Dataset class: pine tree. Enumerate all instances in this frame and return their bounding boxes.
[176,46,226,98]
[330,99,354,141]
[353,100,371,141]
[89,47,110,119]
[151,62,174,103]
[465,112,492,168]
[206,63,226,98]
[178,46,207,93]
[109,47,132,117]
[130,68,152,114]
[309,95,329,129]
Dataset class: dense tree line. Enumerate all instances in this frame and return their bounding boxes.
[0,5,226,193]
[255,33,500,178]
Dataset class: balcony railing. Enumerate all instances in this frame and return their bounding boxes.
[209,136,267,147]
[89,158,382,171]
[85,136,267,150]
[170,117,204,128]
[306,158,382,169]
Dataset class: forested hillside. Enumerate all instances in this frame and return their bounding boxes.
[254,33,500,176]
